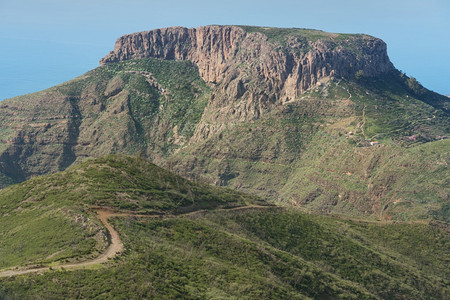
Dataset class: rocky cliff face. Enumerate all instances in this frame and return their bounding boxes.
[101,25,394,140]
[100,26,393,82]
[1,25,447,220]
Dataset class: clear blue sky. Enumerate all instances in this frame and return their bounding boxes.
[1,0,449,100]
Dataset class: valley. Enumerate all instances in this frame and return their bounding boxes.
[0,25,448,299]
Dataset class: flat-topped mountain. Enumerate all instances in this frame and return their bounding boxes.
[101,25,394,84]
[0,25,448,221]
[99,25,396,142]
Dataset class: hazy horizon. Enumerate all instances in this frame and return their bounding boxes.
[1,0,449,100]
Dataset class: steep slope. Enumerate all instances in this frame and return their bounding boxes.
[100,25,395,142]
[0,25,448,220]
[168,77,450,220]
[0,58,210,187]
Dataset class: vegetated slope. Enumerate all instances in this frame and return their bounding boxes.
[0,154,260,270]
[0,206,448,299]
[0,25,448,221]
[0,58,210,188]
[169,76,449,221]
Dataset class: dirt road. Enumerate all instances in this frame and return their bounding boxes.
[0,205,271,278]
[0,210,125,278]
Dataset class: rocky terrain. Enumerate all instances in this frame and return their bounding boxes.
[0,25,449,299]
[0,25,448,221]
[100,25,394,141]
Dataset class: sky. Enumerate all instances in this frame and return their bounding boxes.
[0,0,449,100]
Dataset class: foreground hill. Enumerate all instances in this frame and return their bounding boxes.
[0,156,448,298]
[0,25,448,221]
[0,154,261,271]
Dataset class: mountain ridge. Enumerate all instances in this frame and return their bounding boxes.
[100,25,394,141]
[0,25,449,298]
[0,25,448,221]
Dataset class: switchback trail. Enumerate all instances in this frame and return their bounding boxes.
[0,205,270,278]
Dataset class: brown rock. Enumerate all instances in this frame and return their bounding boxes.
[100,25,394,140]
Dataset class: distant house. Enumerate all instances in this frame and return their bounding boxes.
[370,141,379,146]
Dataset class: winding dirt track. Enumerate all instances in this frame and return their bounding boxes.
[0,210,129,278]
[0,205,270,278]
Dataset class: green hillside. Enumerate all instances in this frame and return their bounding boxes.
[0,58,210,188]
[0,24,448,300]
[0,25,448,222]
[0,165,448,299]
[0,154,261,270]
[169,76,450,221]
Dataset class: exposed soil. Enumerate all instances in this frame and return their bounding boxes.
[0,210,125,278]
[0,205,271,278]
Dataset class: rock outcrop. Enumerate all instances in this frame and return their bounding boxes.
[100,25,394,140]
[2,25,447,220]
[100,26,393,82]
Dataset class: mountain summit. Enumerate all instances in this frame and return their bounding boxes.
[0,25,448,220]
[99,25,395,141]
[1,25,449,299]
[100,25,394,85]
